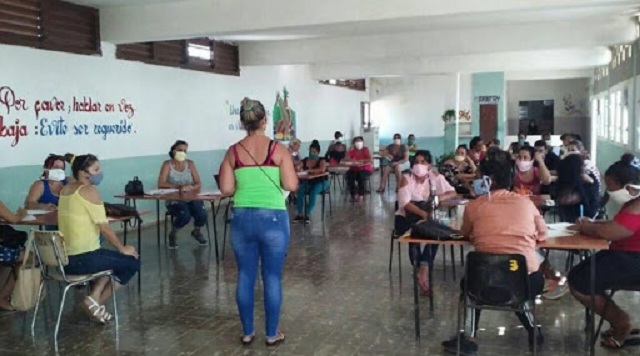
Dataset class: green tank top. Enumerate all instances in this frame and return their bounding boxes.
[232,142,286,210]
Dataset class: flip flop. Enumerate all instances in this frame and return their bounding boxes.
[240,334,254,346]
[265,331,285,347]
[602,328,640,338]
[600,335,640,349]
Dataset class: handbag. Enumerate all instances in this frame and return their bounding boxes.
[411,219,460,240]
[104,203,143,226]
[0,225,27,249]
[125,176,145,196]
[11,233,42,311]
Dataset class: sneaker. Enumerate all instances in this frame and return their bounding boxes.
[191,230,208,246]
[442,333,478,356]
[303,216,311,224]
[542,277,569,300]
[293,215,305,223]
[168,230,178,250]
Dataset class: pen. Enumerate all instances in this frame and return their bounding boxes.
[579,204,584,218]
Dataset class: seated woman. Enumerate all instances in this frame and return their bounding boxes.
[513,146,552,195]
[325,131,347,165]
[378,133,410,193]
[555,154,600,222]
[0,202,26,311]
[568,154,640,349]
[345,136,373,202]
[566,139,602,190]
[288,138,301,163]
[442,145,477,194]
[468,136,485,165]
[407,134,418,166]
[294,140,328,223]
[394,150,457,296]
[158,140,208,249]
[59,154,139,324]
[25,154,71,211]
[442,153,547,355]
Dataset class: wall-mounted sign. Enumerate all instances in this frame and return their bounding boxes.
[477,95,500,104]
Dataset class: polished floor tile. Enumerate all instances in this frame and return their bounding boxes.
[0,176,638,355]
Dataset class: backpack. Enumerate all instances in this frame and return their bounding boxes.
[125,176,145,196]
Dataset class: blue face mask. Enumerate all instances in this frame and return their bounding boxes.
[88,171,104,186]
[309,152,319,160]
[472,176,492,196]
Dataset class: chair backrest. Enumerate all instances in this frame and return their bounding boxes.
[464,252,530,307]
[213,174,220,189]
[32,230,68,268]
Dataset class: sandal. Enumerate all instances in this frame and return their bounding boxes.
[240,334,254,346]
[84,297,109,325]
[602,328,640,338]
[600,335,625,349]
[376,188,385,193]
[265,331,285,347]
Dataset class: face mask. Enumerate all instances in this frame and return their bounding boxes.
[472,176,492,196]
[88,171,104,186]
[335,139,342,144]
[454,155,465,162]
[174,151,187,162]
[607,185,640,206]
[545,140,551,146]
[516,160,534,172]
[291,151,298,157]
[309,153,319,160]
[394,139,401,145]
[408,139,415,145]
[412,164,429,178]
[518,138,525,145]
[354,141,364,150]
[47,169,66,182]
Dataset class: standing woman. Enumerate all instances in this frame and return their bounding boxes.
[158,140,208,249]
[219,98,298,346]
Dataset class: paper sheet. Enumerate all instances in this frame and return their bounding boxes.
[546,223,577,239]
[198,190,222,196]
[146,189,178,195]
[26,209,52,215]
[21,215,37,221]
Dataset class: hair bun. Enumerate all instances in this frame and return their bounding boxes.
[63,153,75,164]
[620,153,637,166]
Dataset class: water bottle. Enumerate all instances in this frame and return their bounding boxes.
[429,177,438,219]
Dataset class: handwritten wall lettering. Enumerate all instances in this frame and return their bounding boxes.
[0,85,138,147]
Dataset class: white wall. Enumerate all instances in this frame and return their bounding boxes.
[0,43,367,168]
[506,78,590,146]
[369,74,471,139]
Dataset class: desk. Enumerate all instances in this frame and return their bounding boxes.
[297,172,330,221]
[1,211,150,289]
[398,233,608,355]
[115,191,227,264]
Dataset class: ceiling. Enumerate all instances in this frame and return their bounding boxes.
[67,0,640,78]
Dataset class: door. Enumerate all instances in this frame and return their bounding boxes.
[479,104,498,141]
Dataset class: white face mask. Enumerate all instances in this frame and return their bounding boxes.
[354,141,364,150]
[174,151,187,162]
[394,139,401,145]
[545,140,551,146]
[516,160,534,172]
[47,169,66,182]
[607,185,640,206]
[454,155,465,162]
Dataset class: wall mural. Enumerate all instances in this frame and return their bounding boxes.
[273,87,296,142]
[0,85,136,148]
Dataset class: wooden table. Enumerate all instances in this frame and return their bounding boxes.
[115,191,228,264]
[398,233,608,356]
[1,211,150,289]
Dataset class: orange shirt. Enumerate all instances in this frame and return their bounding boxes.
[461,189,547,273]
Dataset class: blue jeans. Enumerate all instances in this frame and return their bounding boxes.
[231,208,290,338]
[295,180,329,215]
[166,201,207,229]
[65,249,140,285]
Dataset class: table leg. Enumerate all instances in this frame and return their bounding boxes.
[156,200,160,246]
[137,218,142,292]
[588,249,596,356]
[124,222,128,245]
[210,201,220,265]
[428,246,434,313]
[412,245,420,343]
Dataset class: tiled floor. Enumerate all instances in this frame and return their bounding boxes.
[1,176,639,355]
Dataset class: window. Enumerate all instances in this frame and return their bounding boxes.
[116,39,239,76]
[609,94,615,140]
[0,0,100,56]
[614,91,622,143]
[361,101,371,128]
[319,79,366,91]
[603,97,609,140]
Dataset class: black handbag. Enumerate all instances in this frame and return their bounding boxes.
[104,203,143,226]
[125,176,144,196]
[0,225,28,249]
[411,219,460,240]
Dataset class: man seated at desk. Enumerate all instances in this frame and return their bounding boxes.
[442,151,547,355]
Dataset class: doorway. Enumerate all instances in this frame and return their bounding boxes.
[479,104,498,141]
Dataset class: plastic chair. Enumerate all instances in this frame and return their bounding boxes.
[30,230,118,353]
[456,252,539,355]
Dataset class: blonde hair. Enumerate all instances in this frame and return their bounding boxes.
[240,97,266,132]
[290,138,301,145]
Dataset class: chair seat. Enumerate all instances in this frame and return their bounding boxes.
[50,269,113,283]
